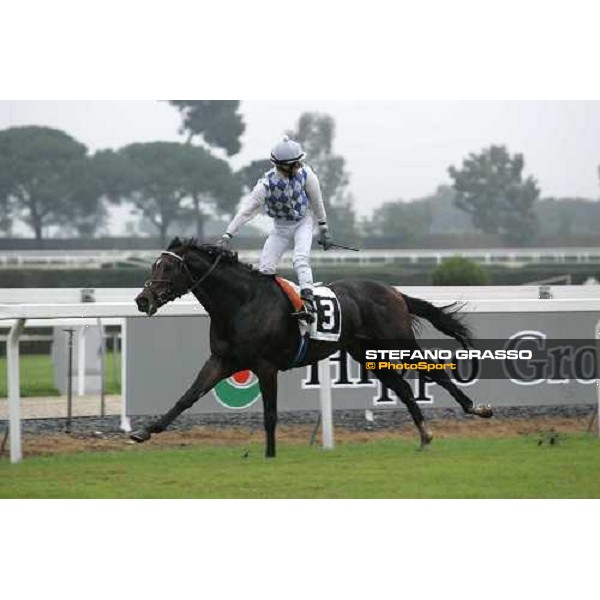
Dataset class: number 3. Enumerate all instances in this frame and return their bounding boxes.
[317,297,336,331]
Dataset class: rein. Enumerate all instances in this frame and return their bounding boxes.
[161,249,223,293]
[144,248,223,305]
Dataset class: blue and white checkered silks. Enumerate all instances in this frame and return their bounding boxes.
[261,167,309,221]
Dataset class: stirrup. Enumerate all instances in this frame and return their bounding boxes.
[292,307,315,324]
[292,288,315,323]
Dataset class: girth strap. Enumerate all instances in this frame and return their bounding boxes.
[288,332,310,369]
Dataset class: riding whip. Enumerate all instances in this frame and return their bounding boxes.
[317,240,361,252]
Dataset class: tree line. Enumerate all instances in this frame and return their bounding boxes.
[1,101,599,246]
[0,103,355,244]
[366,145,600,246]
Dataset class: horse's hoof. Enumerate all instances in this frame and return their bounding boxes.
[419,431,433,449]
[473,404,493,418]
[130,429,151,443]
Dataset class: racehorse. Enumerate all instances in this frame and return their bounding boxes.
[132,237,493,457]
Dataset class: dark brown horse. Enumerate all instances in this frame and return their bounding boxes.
[132,238,492,457]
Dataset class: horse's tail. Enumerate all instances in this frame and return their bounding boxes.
[402,294,474,349]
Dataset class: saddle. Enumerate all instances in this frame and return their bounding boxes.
[274,276,315,323]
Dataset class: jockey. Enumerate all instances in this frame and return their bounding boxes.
[219,136,333,322]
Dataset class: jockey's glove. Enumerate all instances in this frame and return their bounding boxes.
[318,223,333,251]
[217,233,232,248]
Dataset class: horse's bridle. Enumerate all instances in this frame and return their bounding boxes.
[143,249,223,305]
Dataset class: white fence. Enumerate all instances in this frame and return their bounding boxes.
[3,286,600,464]
[4,247,600,269]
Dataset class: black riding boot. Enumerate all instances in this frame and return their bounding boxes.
[292,288,315,324]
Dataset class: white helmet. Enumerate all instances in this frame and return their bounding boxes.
[270,136,306,166]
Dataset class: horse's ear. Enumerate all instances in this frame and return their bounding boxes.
[167,236,181,250]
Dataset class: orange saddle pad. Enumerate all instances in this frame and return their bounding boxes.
[274,276,304,312]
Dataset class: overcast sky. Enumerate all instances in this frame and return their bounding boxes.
[1,100,600,222]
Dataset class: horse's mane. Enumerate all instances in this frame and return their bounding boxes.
[168,237,266,277]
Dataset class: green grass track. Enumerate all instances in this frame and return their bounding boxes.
[2,435,599,498]
[0,352,121,397]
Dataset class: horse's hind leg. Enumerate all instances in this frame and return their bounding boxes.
[130,355,234,443]
[347,332,432,447]
[425,367,493,418]
[370,368,433,449]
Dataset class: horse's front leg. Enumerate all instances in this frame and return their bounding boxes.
[130,354,234,443]
[256,363,279,458]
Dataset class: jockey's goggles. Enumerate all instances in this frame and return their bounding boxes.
[276,160,302,173]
